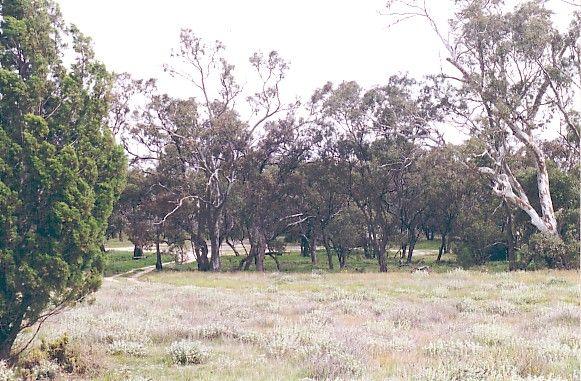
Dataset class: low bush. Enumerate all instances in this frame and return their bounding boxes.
[518,233,579,270]
[40,334,84,373]
[167,340,209,365]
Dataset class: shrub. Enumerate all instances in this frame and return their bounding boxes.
[167,340,208,365]
[40,334,83,373]
[518,233,578,270]
[305,348,363,380]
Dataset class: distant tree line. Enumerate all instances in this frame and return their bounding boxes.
[109,0,580,273]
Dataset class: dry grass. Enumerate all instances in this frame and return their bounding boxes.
[19,269,580,380]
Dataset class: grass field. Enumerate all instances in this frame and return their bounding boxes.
[103,250,174,277]
[170,247,508,274]
[20,266,579,380]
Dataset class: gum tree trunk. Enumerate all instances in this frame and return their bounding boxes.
[437,234,447,262]
[309,230,318,265]
[133,244,144,259]
[321,229,334,270]
[155,231,163,271]
[191,234,211,271]
[406,228,417,264]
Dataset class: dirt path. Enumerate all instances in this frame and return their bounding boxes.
[105,246,439,283]
[106,258,194,282]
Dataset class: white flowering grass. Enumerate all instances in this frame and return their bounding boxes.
[167,340,209,365]
[28,269,579,380]
[0,362,15,381]
[108,340,146,357]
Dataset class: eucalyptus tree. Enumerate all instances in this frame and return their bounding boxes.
[422,146,474,261]
[128,32,293,271]
[0,1,126,359]
[114,169,155,259]
[237,118,313,271]
[326,206,367,269]
[299,158,350,269]
[311,76,442,269]
[386,0,580,236]
[311,81,395,271]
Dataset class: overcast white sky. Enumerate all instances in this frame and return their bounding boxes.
[55,0,450,100]
[56,1,576,108]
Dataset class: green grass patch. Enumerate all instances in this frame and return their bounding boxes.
[104,238,134,249]
[167,248,468,274]
[103,250,174,276]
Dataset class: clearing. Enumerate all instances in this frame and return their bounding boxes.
[26,266,580,380]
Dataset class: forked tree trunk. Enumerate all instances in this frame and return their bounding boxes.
[483,126,559,237]
[336,246,347,269]
[321,229,334,270]
[191,235,211,271]
[241,245,256,271]
[338,253,346,269]
[401,242,407,260]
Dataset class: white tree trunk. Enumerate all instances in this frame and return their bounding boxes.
[480,164,558,236]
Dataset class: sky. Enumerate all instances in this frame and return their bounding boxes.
[55,0,577,144]
[55,0,448,101]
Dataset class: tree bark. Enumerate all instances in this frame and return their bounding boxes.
[209,229,221,271]
[254,230,267,272]
[377,250,388,272]
[226,238,241,256]
[504,204,517,271]
[337,246,347,269]
[376,236,389,272]
[437,234,447,262]
[0,317,21,363]
[322,229,334,270]
[191,234,210,271]
[241,245,256,270]
[401,242,407,260]
[300,234,309,257]
[406,228,417,264]
[155,231,163,271]
[133,244,144,259]
[309,230,318,265]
